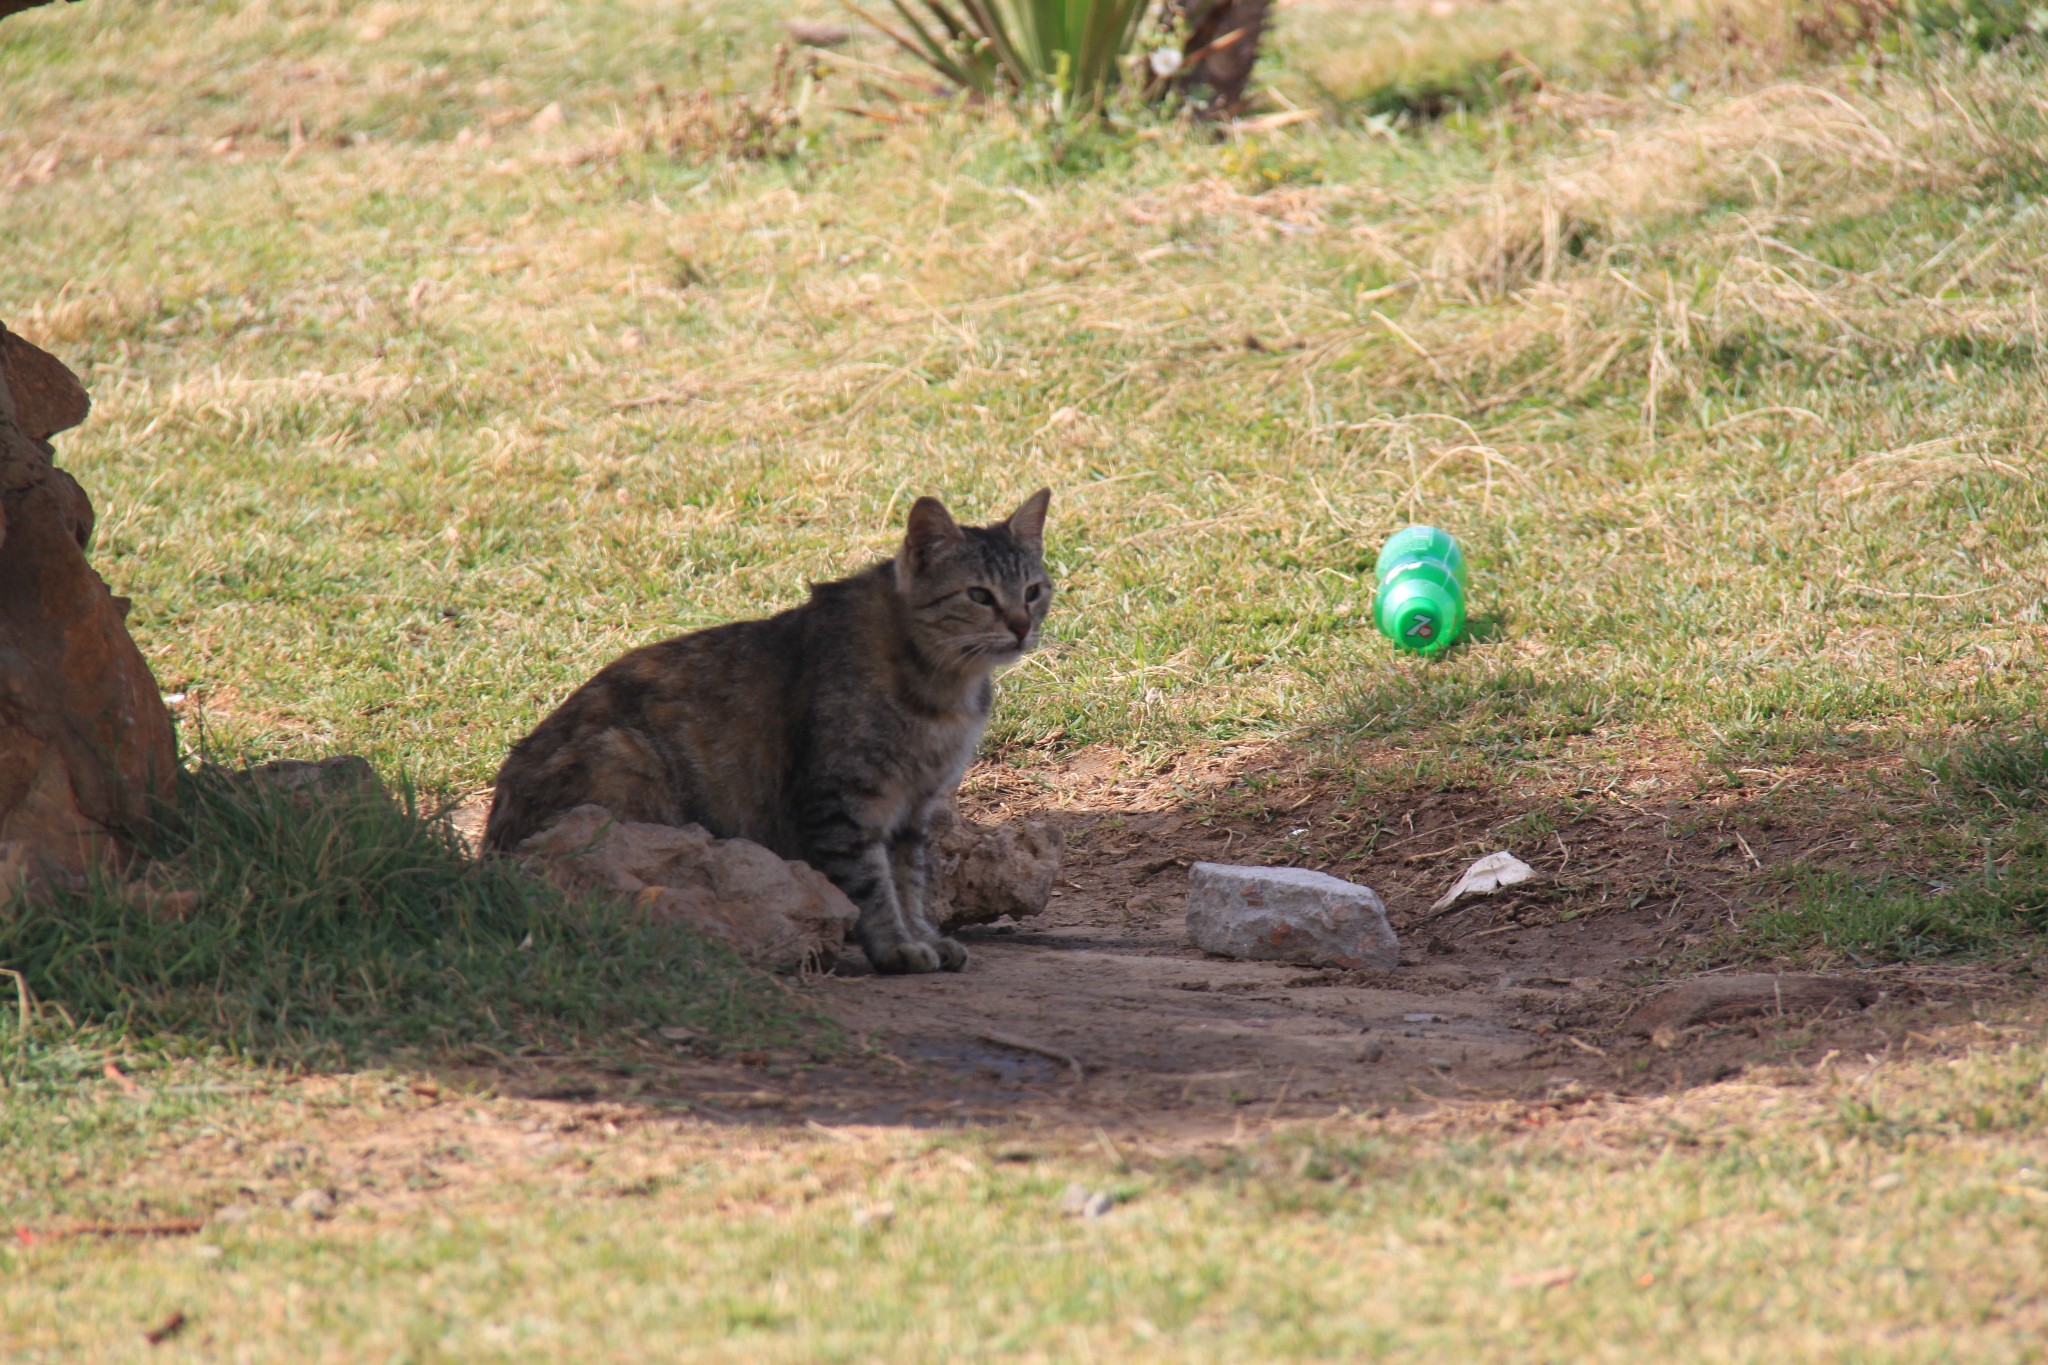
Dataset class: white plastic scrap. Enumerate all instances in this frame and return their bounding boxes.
[1430,850,1535,912]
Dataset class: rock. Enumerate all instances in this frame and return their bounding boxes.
[1430,850,1536,912]
[1185,862,1399,970]
[929,808,1063,930]
[513,804,859,971]
[0,329,90,441]
[287,1187,335,1219]
[1625,974,1878,1036]
[1059,1183,1114,1219]
[240,755,386,804]
[0,321,176,887]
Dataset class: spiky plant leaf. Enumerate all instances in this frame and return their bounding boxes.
[846,0,1156,112]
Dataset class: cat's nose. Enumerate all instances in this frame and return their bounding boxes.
[1006,615,1031,644]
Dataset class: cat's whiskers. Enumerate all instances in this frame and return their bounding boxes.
[939,635,1022,667]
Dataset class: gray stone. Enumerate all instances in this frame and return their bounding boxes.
[514,804,859,972]
[1184,862,1398,970]
[1059,1183,1114,1218]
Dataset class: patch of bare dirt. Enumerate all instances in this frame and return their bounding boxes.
[470,743,2016,1133]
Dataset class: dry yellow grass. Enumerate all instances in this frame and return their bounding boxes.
[8,1011,2048,1359]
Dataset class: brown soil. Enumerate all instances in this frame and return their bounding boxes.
[472,744,2010,1133]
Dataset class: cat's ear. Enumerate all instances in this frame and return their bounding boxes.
[1005,487,1051,546]
[899,495,964,576]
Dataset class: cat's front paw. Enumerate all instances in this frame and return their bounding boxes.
[868,940,943,975]
[933,937,969,972]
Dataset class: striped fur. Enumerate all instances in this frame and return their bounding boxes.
[483,490,1053,974]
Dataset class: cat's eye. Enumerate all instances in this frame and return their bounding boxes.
[967,587,996,606]
[1025,584,1044,602]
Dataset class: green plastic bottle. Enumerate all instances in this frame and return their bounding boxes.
[1373,525,1467,656]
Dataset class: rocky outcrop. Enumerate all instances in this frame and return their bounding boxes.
[0,322,177,892]
[928,808,1063,930]
[512,804,860,972]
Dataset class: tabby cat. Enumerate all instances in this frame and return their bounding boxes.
[483,490,1054,974]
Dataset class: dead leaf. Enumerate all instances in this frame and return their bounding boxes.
[143,1311,188,1345]
[1430,851,1535,912]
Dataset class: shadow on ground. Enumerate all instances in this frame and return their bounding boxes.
[450,744,2014,1136]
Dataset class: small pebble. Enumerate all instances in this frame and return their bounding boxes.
[287,1188,335,1219]
[1059,1183,1115,1218]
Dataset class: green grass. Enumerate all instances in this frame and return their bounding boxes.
[8,0,2048,1355]
[0,768,806,1068]
[1733,727,2048,962]
[1937,726,2048,807]
[8,2,2046,789]
[1749,863,2048,962]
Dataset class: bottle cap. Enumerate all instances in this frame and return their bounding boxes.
[1375,566,1465,656]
